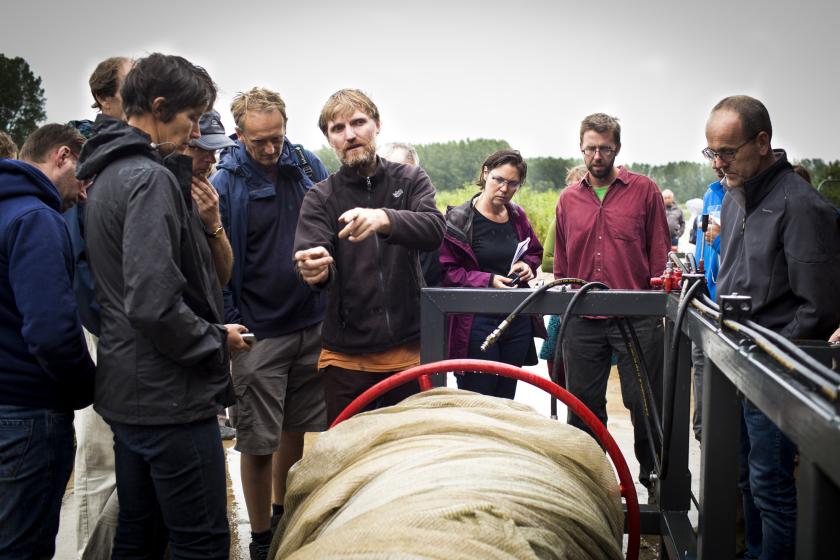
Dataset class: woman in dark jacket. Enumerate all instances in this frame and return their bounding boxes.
[439,150,543,398]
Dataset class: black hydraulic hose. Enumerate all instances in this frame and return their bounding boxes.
[695,293,839,391]
[686,253,698,273]
[669,252,690,273]
[722,320,840,402]
[690,298,720,320]
[549,282,609,419]
[616,318,663,474]
[480,278,588,352]
[699,293,719,311]
[660,279,706,479]
[743,319,840,387]
[620,318,664,444]
[555,281,610,357]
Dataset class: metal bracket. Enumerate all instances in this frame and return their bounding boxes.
[719,293,752,325]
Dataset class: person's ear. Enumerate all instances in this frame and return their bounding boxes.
[150,97,166,119]
[95,94,109,113]
[54,145,72,167]
[756,131,771,156]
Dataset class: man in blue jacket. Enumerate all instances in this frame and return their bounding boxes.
[211,87,329,559]
[690,166,725,441]
[0,123,96,558]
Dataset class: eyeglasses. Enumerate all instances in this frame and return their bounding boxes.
[489,174,521,189]
[702,134,758,163]
[581,146,615,157]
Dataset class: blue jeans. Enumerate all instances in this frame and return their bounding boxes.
[0,405,74,559]
[458,314,532,399]
[109,417,229,560]
[738,400,797,560]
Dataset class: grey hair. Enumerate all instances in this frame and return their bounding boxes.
[378,141,420,166]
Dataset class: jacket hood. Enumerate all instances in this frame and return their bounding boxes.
[76,115,157,181]
[0,159,61,211]
[216,135,304,179]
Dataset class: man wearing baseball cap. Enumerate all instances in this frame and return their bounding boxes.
[186,109,235,286]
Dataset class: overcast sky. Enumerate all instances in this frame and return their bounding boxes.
[2,0,838,166]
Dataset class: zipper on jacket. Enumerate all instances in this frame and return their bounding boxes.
[741,215,746,234]
[367,176,395,339]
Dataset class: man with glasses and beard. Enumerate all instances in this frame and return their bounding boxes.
[294,89,445,424]
[706,95,840,559]
[553,113,670,498]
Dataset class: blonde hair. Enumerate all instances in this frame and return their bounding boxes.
[230,87,287,130]
[565,164,587,185]
[318,89,380,135]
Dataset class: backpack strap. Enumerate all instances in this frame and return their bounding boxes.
[293,144,315,181]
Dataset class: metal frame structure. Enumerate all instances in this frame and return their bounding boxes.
[419,287,840,559]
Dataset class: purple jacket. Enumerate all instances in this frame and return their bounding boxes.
[440,196,546,360]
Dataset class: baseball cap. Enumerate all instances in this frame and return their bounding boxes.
[192,110,236,150]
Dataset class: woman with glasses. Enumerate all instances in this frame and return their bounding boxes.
[439,150,545,398]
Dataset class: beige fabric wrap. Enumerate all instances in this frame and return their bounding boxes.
[273,388,623,559]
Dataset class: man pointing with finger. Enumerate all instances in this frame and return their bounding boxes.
[294,89,445,423]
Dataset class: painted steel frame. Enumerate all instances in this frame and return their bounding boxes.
[419,287,840,559]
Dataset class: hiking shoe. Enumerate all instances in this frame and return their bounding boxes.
[249,541,270,560]
[219,425,236,440]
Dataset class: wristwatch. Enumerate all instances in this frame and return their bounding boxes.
[205,224,224,239]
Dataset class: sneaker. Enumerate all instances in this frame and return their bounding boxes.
[219,425,236,440]
[249,541,270,560]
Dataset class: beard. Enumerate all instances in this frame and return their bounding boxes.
[340,142,377,169]
[587,158,614,180]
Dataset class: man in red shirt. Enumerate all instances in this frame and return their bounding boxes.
[554,113,670,491]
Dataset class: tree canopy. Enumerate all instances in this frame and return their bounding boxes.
[0,54,46,147]
[314,138,840,208]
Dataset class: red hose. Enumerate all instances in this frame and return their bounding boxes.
[331,358,640,560]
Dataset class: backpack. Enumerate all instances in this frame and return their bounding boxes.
[292,144,316,181]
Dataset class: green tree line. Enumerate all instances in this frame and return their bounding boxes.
[316,138,840,205]
[315,138,840,246]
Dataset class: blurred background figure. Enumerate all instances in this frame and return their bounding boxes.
[662,188,684,250]
[539,164,587,387]
[378,141,443,287]
[0,131,18,159]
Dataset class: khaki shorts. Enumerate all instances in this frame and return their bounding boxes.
[231,323,326,455]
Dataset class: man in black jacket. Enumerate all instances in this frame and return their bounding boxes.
[77,53,249,559]
[294,89,444,423]
[705,95,840,559]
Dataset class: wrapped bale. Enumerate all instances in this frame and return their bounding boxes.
[274,388,623,559]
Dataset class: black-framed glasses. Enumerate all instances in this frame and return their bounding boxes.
[702,133,758,163]
[489,174,521,189]
[581,145,615,157]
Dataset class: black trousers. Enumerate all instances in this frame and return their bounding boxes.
[561,316,664,484]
